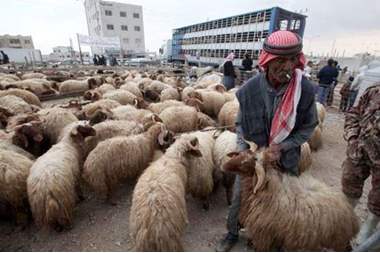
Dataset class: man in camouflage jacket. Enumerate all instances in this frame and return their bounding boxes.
[342,83,380,245]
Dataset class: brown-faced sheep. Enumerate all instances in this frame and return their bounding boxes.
[27,122,95,231]
[82,123,172,203]
[0,89,41,107]
[37,107,78,144]
[218,99,239,131]
[83,120,144,156]
[223,147,359,251]
[186,131,216,209]
[0,149,33,223]
[212,130,237,205]
[129,135,202,251]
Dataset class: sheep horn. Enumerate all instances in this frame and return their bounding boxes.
[253,163,266,194]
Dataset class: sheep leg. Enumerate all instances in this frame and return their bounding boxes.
[202,196,210,211]
[75,183,85,202]
[105,183,117,206]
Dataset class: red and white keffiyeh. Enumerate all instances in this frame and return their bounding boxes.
[257,30,306,144]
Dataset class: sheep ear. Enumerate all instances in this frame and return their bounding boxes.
[151,114,163,123]
[186,137,202,157]
[215,84,226,93]
[71,124,96,139]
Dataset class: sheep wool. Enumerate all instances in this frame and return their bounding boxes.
[159,105,198,133]
[147,100,185,114]
[218,99,239,130]
[129,135,202,251]
[0,95,35,115]
[0,89,41,107]
[102,89,137,105]
[308,125,322,151]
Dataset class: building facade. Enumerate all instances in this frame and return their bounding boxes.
[84,0,145,57]
[0,34,34,49]
[46,46,90,63]
[171,7,306,66]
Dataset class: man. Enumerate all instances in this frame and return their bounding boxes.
[326,60,340,106]
[221,52,236,91]
[93,54,98,65]
[216,30,318,252]
[342,73,380,248]
[242,53,253,71]
[317,58,339,105]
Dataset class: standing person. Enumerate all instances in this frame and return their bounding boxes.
[326,60,340,106]
[221,52,236,90]
[341,82,380,247]
[93,54,98,65]
[216,30,318,252]
[317,59,339,105]
[304,60,313,79]
[339,76,354,112]
[100,55,106,66]
[0,51,9,64]
[242,53,253,71]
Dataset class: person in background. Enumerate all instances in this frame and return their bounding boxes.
[304,60,313,79]
[0,51,9,64]
[93,54,98,65]
[221,52,236,90]
[317,58,339,105]
[326,60,340,106]
[242,53,253,71]
[216,30,318,252]
[339,76,354,112]
[100,55,106,66]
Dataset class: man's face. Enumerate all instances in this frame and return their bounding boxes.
[267,55,299,84]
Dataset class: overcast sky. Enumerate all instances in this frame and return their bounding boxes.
[1,0,379,57]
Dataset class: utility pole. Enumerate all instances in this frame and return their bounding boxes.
[76,33,84,64]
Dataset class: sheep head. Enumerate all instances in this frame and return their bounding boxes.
[88,108,114,125]
[87,78,99,90]
[0,106,13,128]
[144,90,160,102]
[113,77,123,88]
[133,97,148,109]
[154,123,174,149]
[6,113,40,132]
[142,114,163,131]
[184,97,204,112]
[184,136,202,157]
[70,124,96,142]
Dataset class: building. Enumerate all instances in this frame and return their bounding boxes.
[0,34,34,49]
[159,39,172,61]
[171,7,306,66]
[46,46,90,63]
[84,0,145,57]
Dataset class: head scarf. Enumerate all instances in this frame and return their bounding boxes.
[258,30,306,70]
[225,52,235,61]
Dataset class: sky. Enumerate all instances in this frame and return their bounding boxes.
[1,0,380,57]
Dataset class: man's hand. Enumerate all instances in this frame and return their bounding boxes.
[266,144,282,162]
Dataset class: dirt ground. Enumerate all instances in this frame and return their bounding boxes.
[0,106,372,252]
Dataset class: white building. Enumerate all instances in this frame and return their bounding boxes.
[84,0,145,57]
[0,34,34,49]
[159,39,172,61]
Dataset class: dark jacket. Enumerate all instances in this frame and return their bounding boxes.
[224,61,236,77]
[242,58,253,71]
[317,65,339,86]
[235,73,318,175]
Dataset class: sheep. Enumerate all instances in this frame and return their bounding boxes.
[76,99,121,120]
[83,84,115,100]
[137,78,153,91]
[212,130,238,205]
[186,90,228,117]
[59,78,98,94]
[120,81,143,98]
[147,100,185,114]
[83,120,144,157]
[159,105,199,133]
[0,73,20,82]
[308,125,323,151]
[21,72,46,80]
[218,99,239,131]
[0,127,36,160]
[0,149,33,224]
[298,142,312,173]
[145,80,172,94]
[37,107,78,144]
[7,79,56,96]
[186,130,216,209]
[0,88,41,107]
[197,111,217,129]
[27,122,96,231]
[223,147,359,251]
[82,122,172,203]
[160,87,181,101]
[0,95,36,115]
[102,89,144,107]
[129,134,202,251]
[111,105,162,126]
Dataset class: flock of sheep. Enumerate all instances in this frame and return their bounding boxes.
[0,68,358,251]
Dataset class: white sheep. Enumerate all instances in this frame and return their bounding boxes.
[147,100,185,114]
[82,122,172,203]
[0,88,41,107]
[59,78,98,94]
[0,95,36,115]
[27,122,95,231]
[76,99,121,120]
[129,134,202,251]
[159,105,199,133]
[119,81,143,98]
[218,99,239,131]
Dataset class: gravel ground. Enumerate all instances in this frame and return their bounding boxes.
[0,106,372,252]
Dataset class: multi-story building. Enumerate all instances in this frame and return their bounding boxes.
[0,34,34,49]
[47,46,90,63]
[84,0,145,57]
[171,7,306,66]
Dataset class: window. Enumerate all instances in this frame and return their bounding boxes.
[24,40,31,44]
[133,13,140,18]
[105,10,112,16]
[135,38,142,43]
[107,24,114,30]
[134,26,141,31]
[9,39,21,44]
[280,20,288,30]
[123,38,129,44]
[121,25,128,31]
[120,11,126,17]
